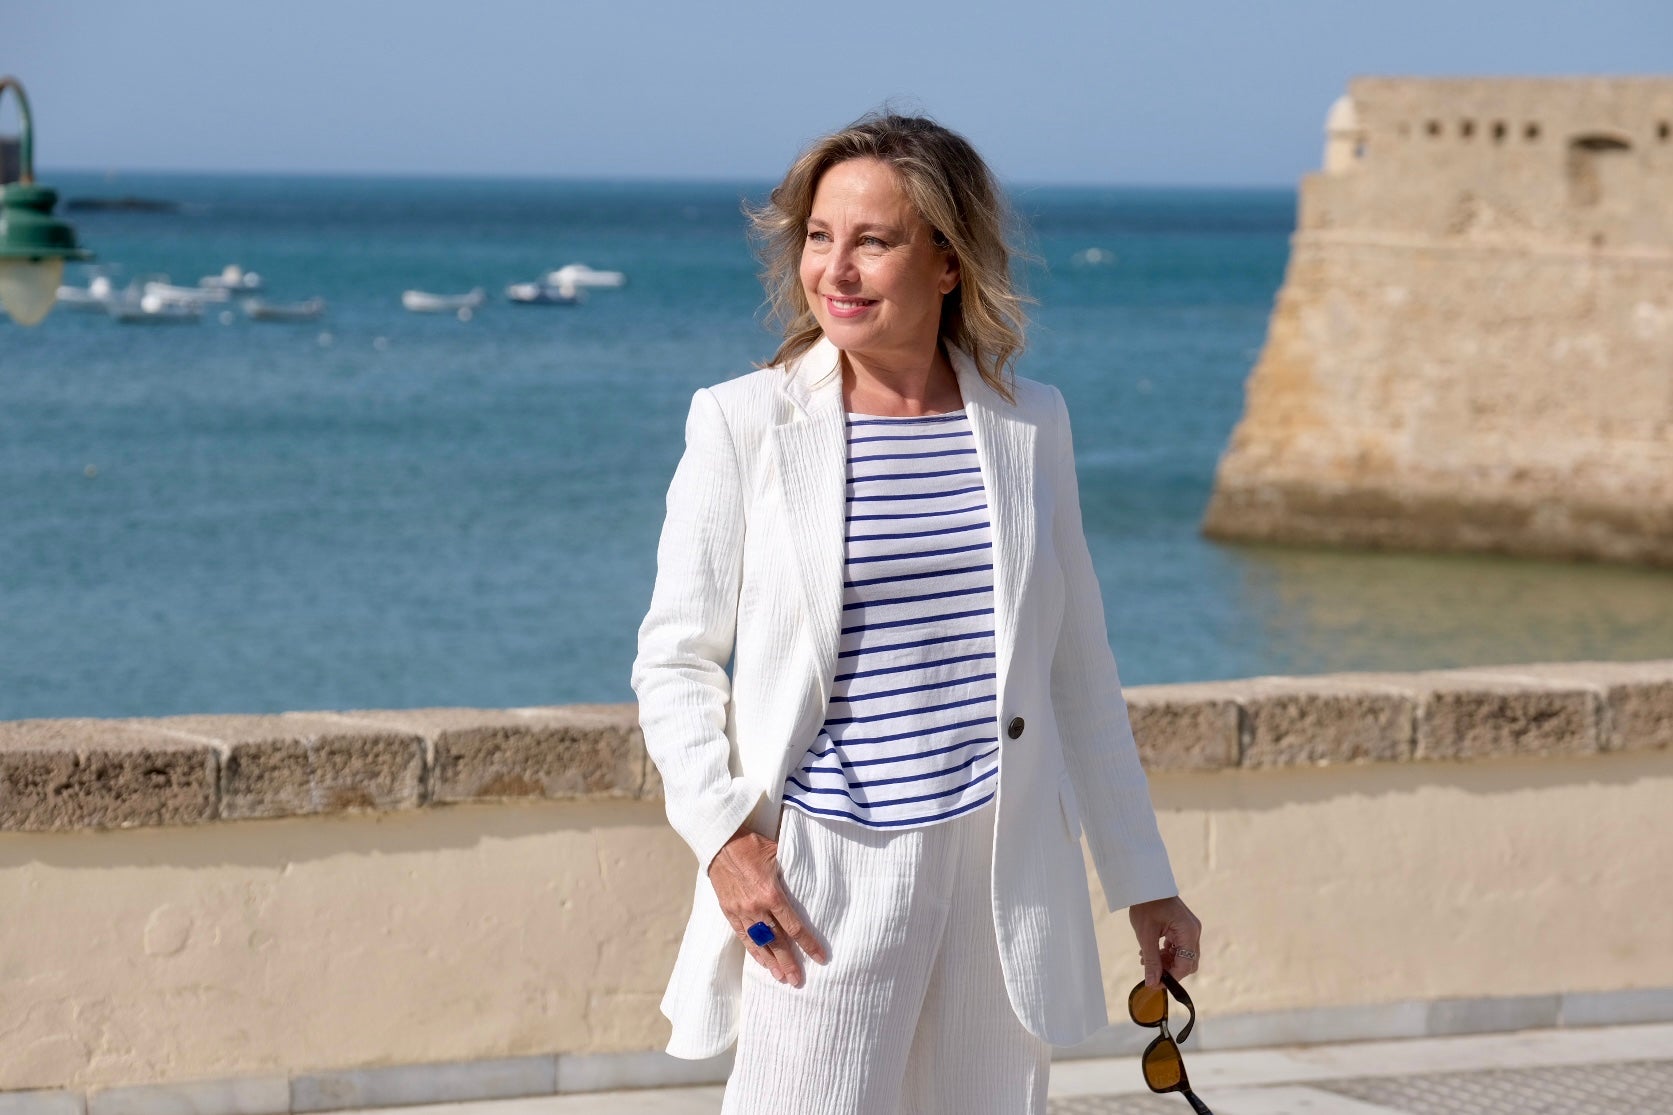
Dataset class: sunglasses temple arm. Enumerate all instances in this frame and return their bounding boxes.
[1183,1089,1215,1115]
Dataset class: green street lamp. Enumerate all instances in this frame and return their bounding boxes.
[0,75,92,326]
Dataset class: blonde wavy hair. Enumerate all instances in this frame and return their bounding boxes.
[745,110,1031,404]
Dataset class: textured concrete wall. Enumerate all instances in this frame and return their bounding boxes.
[1203,76,1673,564]
[0,660,1670,1096]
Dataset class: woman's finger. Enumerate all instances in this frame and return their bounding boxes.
[1164,918,1203,979]
[726,914,788,981]
[768,888,827,968]
[1136,920,1164,988]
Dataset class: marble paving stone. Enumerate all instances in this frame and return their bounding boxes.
[87,1077,288,1115]
[292,1058,555,1113]
[0,1092,84,1115]
[1318,1058,1673,1114]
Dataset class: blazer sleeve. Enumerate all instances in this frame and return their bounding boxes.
[630,386,765,873]
[1047,384,1180,913]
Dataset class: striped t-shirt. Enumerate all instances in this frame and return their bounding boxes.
[780,407,1001,829]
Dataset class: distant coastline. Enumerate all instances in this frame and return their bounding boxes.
[63,195,179,213]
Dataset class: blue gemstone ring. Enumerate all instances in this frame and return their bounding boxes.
[747,920,776,947]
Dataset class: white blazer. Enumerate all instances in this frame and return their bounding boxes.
[631,335,1178,1060]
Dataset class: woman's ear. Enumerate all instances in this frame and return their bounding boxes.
[939,252,961,295]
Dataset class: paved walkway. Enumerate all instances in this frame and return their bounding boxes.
[341,1023,1673,1115]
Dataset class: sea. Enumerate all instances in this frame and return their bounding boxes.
[3,171,1670,722]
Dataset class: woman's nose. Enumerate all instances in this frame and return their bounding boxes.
[827,246,860,286]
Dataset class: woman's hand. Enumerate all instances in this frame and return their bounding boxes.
[1130,895,1203,987]
[708,822,827,987]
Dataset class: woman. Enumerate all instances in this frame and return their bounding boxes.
[630,111,1202,1115]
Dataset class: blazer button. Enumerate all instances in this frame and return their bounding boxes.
[1007,716,1025,739]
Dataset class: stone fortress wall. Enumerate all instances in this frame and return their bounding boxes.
[1202,77,1673,565]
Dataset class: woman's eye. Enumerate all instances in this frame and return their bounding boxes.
[806,229,829,243]
[861,236,886,248]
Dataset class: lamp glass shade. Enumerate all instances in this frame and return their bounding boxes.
[0,256,65,326]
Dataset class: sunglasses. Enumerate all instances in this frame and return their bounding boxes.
[1127,971,1215,1114]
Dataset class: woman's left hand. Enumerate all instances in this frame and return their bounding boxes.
[1129,895,1203,987]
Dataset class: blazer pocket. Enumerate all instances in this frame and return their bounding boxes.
[1058,771,1083,841]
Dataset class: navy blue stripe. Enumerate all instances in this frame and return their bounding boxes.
[847,430,971,447]
[850,466,982,485]
[848,520,985,544]
[845,562,992,590]
[831,671,997,705]
[836,629,995,661]
[782,790,996,828]
[806,719,994,753]
[801,746,1000,788]
[801,734,996,771]
[835,651,993,684]
[846,502,988,523]
[786,766,996,809]
[841,606,992,636]
[849,484,986,504]
[844,542,991,566]
[824,693,993,728]
[843,583,990,611]
[847,412,967,426]
[850,448,976,465]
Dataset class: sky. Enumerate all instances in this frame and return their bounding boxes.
[4,0,1670,187]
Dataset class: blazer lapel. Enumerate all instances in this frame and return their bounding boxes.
[768,337,1036,720]
[769,338,847,719]
[953,345,1036,710]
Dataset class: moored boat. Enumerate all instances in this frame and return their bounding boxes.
[144,281,229,307]
[505,281,581,305]
[542,263,625,289]
[245,297,326,322]
[108,294,203,324]
[199,264,264,293]
[401,287,486,313]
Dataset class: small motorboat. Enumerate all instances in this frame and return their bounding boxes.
[402,287,486,313]
[108,294,203,324]
[543,263,625,289]
[506,280,581,305]
[56,274,124,313]
[245,297,326,322]
[144,280,229,307]
[199,264,264,293]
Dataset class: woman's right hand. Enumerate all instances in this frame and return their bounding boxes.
[708,821,827,987]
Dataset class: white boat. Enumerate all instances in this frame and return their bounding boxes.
[108,294,203,324]
[199,264,264,293]
[245,296,326,322]
[56,274,124,312]
[506,281,581,305]
[143,281,230,307]
[402,287,486,313]
[542,263,625,289]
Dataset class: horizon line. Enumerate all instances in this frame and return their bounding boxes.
[37,164,1301,193]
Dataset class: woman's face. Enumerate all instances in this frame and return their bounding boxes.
[799,157,959,366]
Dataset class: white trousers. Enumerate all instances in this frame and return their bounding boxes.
[720,798,1051,1115]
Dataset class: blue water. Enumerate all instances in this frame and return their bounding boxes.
[4,171,1670,721]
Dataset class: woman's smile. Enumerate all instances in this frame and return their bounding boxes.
[823,295,877,317]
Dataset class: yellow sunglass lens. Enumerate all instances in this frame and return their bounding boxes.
[1129,983,1167,1025]
[1143,1041,1184,1090]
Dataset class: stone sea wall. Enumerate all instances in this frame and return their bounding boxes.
[3,659,1670,833]
[1,659,1670,1110]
